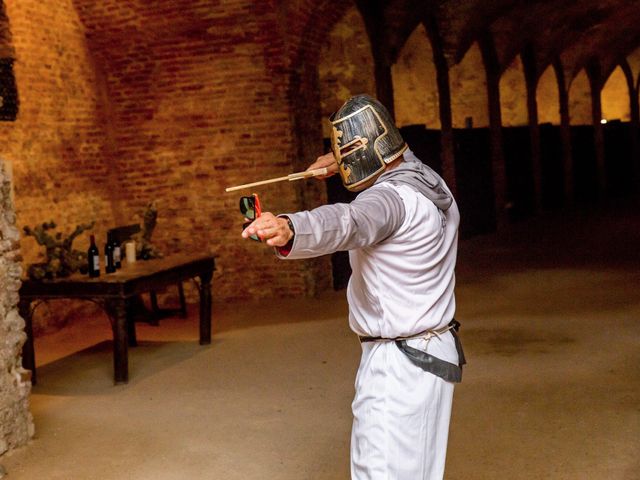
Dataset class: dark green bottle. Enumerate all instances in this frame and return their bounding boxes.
[104,233,116,274]
[88,235,100,277]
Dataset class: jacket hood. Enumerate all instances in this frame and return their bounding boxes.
[375,148,453,211]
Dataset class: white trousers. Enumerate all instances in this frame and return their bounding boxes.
[351,341,455,480]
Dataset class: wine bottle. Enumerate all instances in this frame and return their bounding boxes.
[104,233,116,274]
[88,235,100,277]
[111,235,122,269]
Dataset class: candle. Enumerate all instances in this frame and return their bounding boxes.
[125,241,136,263]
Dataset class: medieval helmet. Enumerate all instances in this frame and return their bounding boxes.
[330,94,407,192]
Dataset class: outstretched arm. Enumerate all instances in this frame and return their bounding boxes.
[241,185,405,259]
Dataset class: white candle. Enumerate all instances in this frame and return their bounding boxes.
[125,241,136,263]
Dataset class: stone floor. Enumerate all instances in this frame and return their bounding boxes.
[1,199,639,479]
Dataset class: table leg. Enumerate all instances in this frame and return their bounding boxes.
[148,291,160,325]
[18,298,36,385]
[198,270,213,345]
[106,299,129,384]
[125,298,138,347]
[178,282,187,318]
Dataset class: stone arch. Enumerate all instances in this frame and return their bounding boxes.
[318,4,374,139]
[601,66,630,122]
[499,55,527,126]
[537,65,560,125]
[391,23,439,129]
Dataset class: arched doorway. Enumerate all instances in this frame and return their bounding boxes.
[391,23,442,173]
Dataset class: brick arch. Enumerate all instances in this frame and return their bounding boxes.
[290,1,351,69]
[288,1,353,172]
[318,4,375,137]
[285,0,360,295]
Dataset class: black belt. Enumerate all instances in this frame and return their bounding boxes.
[361,320,466,383]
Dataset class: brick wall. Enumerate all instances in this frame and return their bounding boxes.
[2,0,117,268]
[73,0,318,301]
[0,0,345,306]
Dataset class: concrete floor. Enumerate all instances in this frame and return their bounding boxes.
[2,201,640,479]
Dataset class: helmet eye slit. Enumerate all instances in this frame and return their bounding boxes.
[339,136,368,158]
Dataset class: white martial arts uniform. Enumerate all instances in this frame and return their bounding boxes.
[279,149,460,480]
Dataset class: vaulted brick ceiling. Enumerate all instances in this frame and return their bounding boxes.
[70,0,640,83]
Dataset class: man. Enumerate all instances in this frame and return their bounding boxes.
[242,94,464,479]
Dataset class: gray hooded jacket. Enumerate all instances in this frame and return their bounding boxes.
[278,148,454,260]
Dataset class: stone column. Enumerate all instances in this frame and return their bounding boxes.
[426,15,457,196]
[357,0,396,118]
[553,60,574,205]
[0,159,34,456]
[479,33,507,230]
[522,45,542,212]
[374,61,395,119]
[587,63,606,198]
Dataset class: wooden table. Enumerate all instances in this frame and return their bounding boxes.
[18,254,215,385]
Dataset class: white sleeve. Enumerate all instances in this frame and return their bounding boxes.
[276,185,405,260]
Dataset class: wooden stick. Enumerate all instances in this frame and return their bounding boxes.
[225,167,329,192]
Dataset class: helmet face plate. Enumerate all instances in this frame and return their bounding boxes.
[332,105,386,191]
[330,95,407,192]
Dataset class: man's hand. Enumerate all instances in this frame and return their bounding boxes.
[242,212,293,247]
[307,152,338,179]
